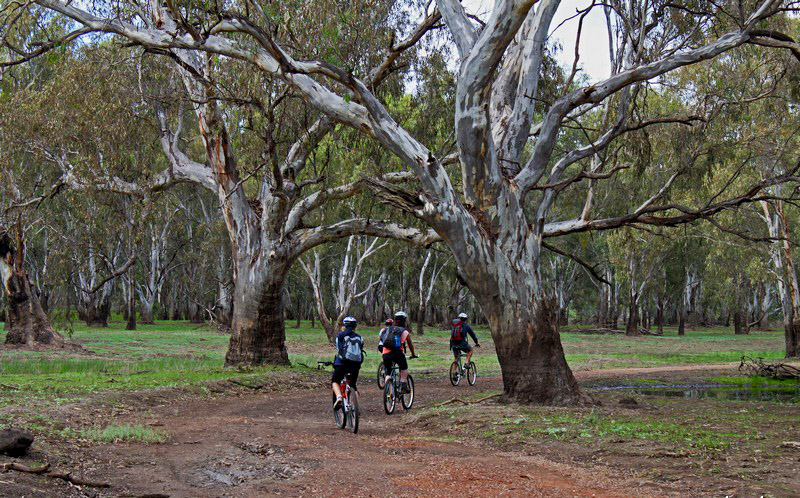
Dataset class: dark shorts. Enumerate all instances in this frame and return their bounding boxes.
[451,340,471,358]
[331,361,360,389]
[382,350,408,372]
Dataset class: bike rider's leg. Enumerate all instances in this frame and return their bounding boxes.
[466,348,474,365]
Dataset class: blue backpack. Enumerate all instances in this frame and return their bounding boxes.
[338,333,364,363]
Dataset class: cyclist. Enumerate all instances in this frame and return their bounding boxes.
[380,311,417,393]
[377,318,393,353]
[332,316,364,409]
[451,312,480,365]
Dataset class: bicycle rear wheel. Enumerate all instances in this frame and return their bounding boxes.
[467,362,477,385]
[449,361,461,386]
[332,393,346,429]
[377,363,386,389]
[383,381,396,414]
[348,390,359,433]
[401,375,414,410]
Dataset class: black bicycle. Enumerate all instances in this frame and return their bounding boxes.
[450,351,477,386]
[318,361,359,433]
[383,356,416,414]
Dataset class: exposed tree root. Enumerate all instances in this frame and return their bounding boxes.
[1,461,110,488]
[739,356,800,380]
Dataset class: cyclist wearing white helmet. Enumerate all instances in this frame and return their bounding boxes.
[332,316,364,409]
[450,312,480,365]
[379,311,417,393]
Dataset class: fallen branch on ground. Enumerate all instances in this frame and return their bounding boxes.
[561,327,663,336]
[1,462,111,488]
[739,356,800,380]
[434,394,500,407]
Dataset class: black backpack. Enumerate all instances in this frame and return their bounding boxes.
[381,325,404,351]
[451,319,465,341]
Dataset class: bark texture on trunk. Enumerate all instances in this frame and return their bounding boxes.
[224,257,290,366]
[1,232,68,347]
[490,299,588,405]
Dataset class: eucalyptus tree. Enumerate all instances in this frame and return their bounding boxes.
[300,236,387,342]
[26,0,800,402]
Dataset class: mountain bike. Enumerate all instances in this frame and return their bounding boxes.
[383,356,416,414]
[450,351,476,386]
[318,361,359,433]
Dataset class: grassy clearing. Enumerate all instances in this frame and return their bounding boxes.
[0,319,789,409]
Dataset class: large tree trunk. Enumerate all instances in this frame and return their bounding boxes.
[489,297,587,405]
[139,298,155,324]
[461,242,589,405]
[224,255,290,366]
[656,298,664,335]
[1,231,68,347]
[625,292,640,336]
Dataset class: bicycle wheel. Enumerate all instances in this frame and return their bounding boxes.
[467,361,477,385]
[348,391,359,434]
[449,361,461,386]
[401,375,414,410]
[383,381,396,414]
[377,363,386,390]
[332,392,346,429]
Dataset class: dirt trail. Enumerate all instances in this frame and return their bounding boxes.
[9,363,758,497]
[73,365,718,498]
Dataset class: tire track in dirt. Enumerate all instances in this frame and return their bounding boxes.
[83,370,690,498]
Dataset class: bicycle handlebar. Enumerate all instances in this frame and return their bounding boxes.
[317,360,334,369]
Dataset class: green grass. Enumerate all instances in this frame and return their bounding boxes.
[491,410,740,451]
[64,424,168,443]
[709,376,800,387]
[0,318,791,409]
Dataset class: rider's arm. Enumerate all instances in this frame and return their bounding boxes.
[406,333,417,357]
[466,325,480,346]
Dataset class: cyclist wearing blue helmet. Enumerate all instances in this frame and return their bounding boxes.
[332,316,364,409]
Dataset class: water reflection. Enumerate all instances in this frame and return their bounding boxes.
[591,383,800,403]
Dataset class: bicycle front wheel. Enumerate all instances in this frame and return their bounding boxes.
[332,393,346,429]
[377,363,386,390]
[467,362,477,385]
[401,375,414,410]
[348,391,359,433]
[383,381,396,414]
[449,361,461,386]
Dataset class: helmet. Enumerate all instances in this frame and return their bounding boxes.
[457,312,468,320]
[394,311,407,320]
[342,316,357,326]
[385,318,394,325]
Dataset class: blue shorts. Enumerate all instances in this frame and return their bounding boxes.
[451,341,471,357]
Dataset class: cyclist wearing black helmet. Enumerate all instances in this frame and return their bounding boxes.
[332,316,364,409]
[379,311,417,393]
[451,312,480,365]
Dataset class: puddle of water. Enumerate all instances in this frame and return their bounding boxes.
[591,383,800,403]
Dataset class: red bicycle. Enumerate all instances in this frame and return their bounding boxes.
[318,361,359,433]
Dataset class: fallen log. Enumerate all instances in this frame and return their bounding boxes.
[739,356,800,380]
[561,327,662,336]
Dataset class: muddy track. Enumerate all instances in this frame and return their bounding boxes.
[72,365,733,498]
